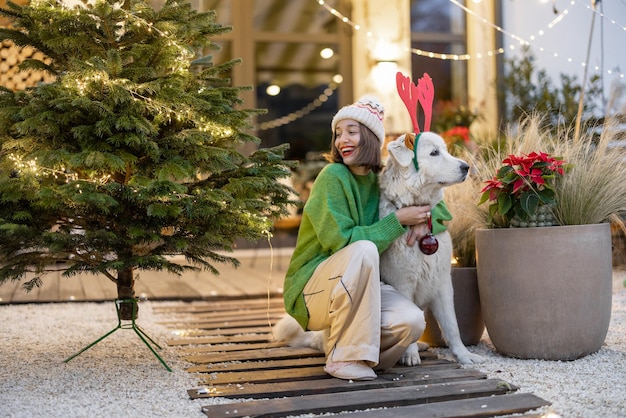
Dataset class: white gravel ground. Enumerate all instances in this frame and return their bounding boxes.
[1,270,625,418]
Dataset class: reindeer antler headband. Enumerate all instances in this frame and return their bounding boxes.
[396,71,443,256]
[395,71,435,171]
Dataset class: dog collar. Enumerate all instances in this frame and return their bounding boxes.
[413,133,422,172]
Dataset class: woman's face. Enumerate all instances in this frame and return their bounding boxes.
[334,119,362,168]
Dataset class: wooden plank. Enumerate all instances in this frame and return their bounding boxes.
[201,364,329,384]
[186,356,326,373]
[134,270,203,300]
[199,379,521,417]
[58,275,86,302]
[197,364,484,387]
[342,393,551,418]
[187,357,448,375]
[178,341,286,355]
[173,318,279,329]
[0,278,22,303]
[81,274,112,301]
[152,297,284,313]
[184,346,324,364]
[170,326,272,337]
[160,311,284,326]
[9,271,56,303]
[168,333,273,346]
[189,362,461,399]
[183,346,438,364]
[163,307,285,322]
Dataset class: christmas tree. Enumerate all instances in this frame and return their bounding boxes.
[0,0,295,319]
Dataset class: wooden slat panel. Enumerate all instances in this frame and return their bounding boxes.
[195,365,486,386]
[168,333,273,346]
[156,294,551,417]
[178,341,286,355]
[170,318,278,329]
[161,309,285,328]
[186,356,326,373]
[187,356,447,374]
[184,346,324,364]
[152,298,284,313]
[158,306,284,320]
[199,379,521,417]
[169,326,272,337]
[189,363,458,399]
[201,364,328,384]
[342,393,551,418]
[184,346,438,364]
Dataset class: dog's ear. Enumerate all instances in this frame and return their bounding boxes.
[387,133,415,168]
[403,133,416,151]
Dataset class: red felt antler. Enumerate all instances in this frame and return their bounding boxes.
[416,73,434,131]
[395,71,435,133]
[396,72,420,133]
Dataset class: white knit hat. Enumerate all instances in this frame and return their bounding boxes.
[331,96,385,145]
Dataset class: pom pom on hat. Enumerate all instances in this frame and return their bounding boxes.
[331,96,385,144]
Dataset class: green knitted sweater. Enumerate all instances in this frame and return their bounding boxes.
[283,163,406,330]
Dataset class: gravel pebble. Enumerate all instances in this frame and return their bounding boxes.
[1,271,625,417]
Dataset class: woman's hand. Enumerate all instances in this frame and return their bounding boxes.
[395,205,431,227]
[406,223,429,246]
[395,205,432,247]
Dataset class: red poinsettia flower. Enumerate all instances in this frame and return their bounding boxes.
[478,151,568,226]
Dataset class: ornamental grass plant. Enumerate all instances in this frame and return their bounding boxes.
[445,175,486,267]
[471,114,626,230]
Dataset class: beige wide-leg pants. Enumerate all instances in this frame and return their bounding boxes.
[303,240,425,370]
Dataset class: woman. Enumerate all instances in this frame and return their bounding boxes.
[283,96,432,381]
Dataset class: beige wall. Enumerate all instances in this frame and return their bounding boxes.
[351,0,413,135]
[466,0,498,139]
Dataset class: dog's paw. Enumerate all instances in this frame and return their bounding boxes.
[417,341,430,351]
[398,343,422,366]
[455,351,483,364]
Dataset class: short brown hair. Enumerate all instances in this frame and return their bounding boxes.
[324,124,382,173]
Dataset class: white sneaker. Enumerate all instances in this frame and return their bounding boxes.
[323,361,376,381]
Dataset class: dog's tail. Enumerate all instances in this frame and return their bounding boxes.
[273,315,325,353]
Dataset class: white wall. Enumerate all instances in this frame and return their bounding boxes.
[501,0,626,115]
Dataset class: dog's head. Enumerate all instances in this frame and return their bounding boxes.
[381,132,470,205]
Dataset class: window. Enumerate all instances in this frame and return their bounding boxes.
[184,0,348,161]
[410,0,468,104]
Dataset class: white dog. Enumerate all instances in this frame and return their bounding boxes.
[379,132,482,365]
[273,132,482,366]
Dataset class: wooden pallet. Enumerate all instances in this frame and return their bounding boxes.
[154,297,551,417]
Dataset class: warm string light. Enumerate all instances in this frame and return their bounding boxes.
[449,0,625,80]
[8,153,113,186]
[316,0,624,80]
[257,81,340,131]
[573,0,626,32]
[449,0,531,46]
[316,0,505,61]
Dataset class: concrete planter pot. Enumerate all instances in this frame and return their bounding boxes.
[419,267,485,347]
[475,223,613,360]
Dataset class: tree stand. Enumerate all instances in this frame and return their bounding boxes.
[63,298,172,372]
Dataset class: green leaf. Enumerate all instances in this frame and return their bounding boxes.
[497,193,513,217]
[519,191,540,217]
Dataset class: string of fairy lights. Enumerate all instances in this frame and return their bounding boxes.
[573,0,626,32]
[259,0,625,130]
[257,81,341,131]
[251,0,626,132]
[316,0,624,78]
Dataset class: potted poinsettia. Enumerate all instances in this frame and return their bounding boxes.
[478,151,567,228]
[472,115,626,360]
